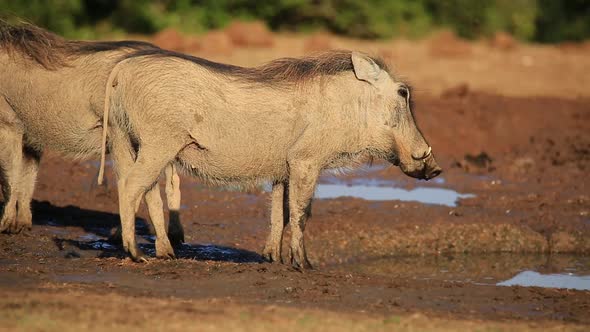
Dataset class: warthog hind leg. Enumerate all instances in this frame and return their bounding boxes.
[165,163,184,246]
[108,191,144,244]
[108,165,182,253]
[116,176,147,262]
[145,183,175,259]
[109,129,147,262]
[112,130,182,261]
[262,181,289,263]
[286,161,317,270]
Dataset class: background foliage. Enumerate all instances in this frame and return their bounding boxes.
[0,0,588,42]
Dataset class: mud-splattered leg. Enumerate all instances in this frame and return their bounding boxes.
[165,163,184,246]
[262,181,289,263]
[287,161,318,270]
[0,98,25,234]
[15,147,42,231]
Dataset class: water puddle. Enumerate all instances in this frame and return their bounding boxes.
[142,243,262,263]
[315,184,474,207]
[330,254,590,291]
[87,240,117,250]
[497,271,590,291]
[314,165,474,206]
[204,164,474,207]
[78,233,103,242]
[56,233,262,262]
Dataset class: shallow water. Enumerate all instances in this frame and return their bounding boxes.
[315,183,474,207]
[317,166,473,206]
[497,271,590,291]
[330,254,590,291]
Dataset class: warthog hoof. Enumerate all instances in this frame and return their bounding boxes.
[156,238,176,259]
[262,245,282,264]
[0,213,32,234]
[133,255,149,263]
[289,247,313,270]
[125,242,148,263]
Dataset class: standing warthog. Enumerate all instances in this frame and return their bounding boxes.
[99,49,442,268]
[0,20,183,259]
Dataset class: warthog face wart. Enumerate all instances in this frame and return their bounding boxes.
[350,52,442,180]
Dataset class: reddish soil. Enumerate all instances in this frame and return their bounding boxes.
[1,33,589,330]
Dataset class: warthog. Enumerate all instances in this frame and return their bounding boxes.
[0,20,183,258]
[99,49,442,268]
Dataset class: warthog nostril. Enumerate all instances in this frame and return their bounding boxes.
[425,167,442,180]
[412,146,432,161]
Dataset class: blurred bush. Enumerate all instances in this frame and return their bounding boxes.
[535,0,590,42]
[425,0,538,40]
[0,0,588,42]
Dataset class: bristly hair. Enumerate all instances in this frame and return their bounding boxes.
[0,18,159,70]
[124,48,392,85]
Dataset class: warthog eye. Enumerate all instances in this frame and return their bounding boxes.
[397,87,408,99]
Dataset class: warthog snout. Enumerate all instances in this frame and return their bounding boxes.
[424,162,443,180]
[398,146,442,181]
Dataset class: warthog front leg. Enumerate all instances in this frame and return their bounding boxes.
[286,161,318,270]
[0,98,28,234]
[0,131,23,233]
[262,181,289,263]
[15,147,41,231]
[165,163,184,246]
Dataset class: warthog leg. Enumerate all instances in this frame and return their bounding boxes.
[287,161,317,270]
[0,133,23,233]
[144,183,175,259]
[116,178,146,262]
[164,163,184,246]
[262,181,289,263]
[0,98,29,234]
[112,132,180,262]
[15,147,41,231]
[109,133,145,261]
[108,165,183,249]
[108,193,142,245]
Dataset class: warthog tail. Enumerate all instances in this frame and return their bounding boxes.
[98,59,129,185]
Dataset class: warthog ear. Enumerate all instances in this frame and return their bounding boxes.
[351,52,381,84]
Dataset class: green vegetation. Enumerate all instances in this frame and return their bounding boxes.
[0,0,588,42]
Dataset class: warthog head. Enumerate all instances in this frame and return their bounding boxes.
[351,52,442,180]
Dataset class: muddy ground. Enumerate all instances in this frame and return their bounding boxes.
[1,32,589,331]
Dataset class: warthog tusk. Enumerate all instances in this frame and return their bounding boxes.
[412,146,432,161]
